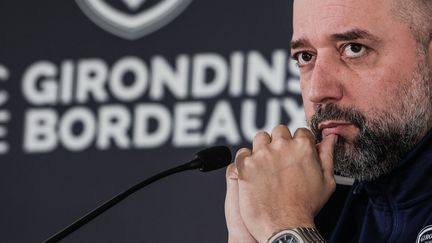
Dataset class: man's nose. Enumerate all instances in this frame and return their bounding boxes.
[306,55,343,105]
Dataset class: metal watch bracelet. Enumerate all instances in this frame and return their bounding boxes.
[268,227,326,243]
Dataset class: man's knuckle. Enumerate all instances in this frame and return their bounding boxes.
[295,128,314,139]
[274,124,287,131]
[272,138,288,150]
[255,131,269,139]
[236,147,250,157]
[225,164,235,178]
[242,156,256,169]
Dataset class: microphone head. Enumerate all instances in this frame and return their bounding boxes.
[195,146,232,172]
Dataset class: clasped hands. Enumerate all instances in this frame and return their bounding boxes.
[225,125,337,243]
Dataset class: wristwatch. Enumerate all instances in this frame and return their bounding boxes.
[267,227,326,243]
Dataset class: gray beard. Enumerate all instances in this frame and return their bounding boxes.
[310,105,422,181]
[308,60,432,181]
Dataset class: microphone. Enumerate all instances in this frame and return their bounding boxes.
[191,145,232,172]
[44,146,232,243]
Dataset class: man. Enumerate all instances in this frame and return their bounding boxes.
[225,0,432,242]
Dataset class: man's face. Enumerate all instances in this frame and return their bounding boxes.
[292,0,432,180]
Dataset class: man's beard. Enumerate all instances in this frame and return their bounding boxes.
[308,56,432,182]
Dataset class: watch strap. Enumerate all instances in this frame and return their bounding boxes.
[268,227,326,243]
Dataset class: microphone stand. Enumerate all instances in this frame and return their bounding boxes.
[44,159,203,243]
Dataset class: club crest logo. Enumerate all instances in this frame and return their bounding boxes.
[76,0,192,40]
[417,225,432,243]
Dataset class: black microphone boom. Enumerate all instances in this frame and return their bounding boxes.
[44,146,232,243]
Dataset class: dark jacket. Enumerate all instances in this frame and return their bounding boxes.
[318,131,432,243]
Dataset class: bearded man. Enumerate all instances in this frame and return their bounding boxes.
[225,0,432,242]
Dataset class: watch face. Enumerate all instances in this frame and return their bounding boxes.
[273,233,300,243]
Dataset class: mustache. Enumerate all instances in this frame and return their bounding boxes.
[310,104,366,141]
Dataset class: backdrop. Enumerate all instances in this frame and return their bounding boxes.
[0,1,307,242]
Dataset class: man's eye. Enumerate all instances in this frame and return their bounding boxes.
[294,52,315,66]
[343,43,367,58]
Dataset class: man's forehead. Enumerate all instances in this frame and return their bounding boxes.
[293,0,390,15]
[292,0,392,43]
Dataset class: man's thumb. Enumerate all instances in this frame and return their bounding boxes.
[225,163,239,201]
[317,134,337,179]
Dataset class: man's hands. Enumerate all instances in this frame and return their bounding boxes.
[225,125,337,243]
[225,164,258,243]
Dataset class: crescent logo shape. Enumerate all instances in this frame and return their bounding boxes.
[76,0,192,40]
[417,225,432,243]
